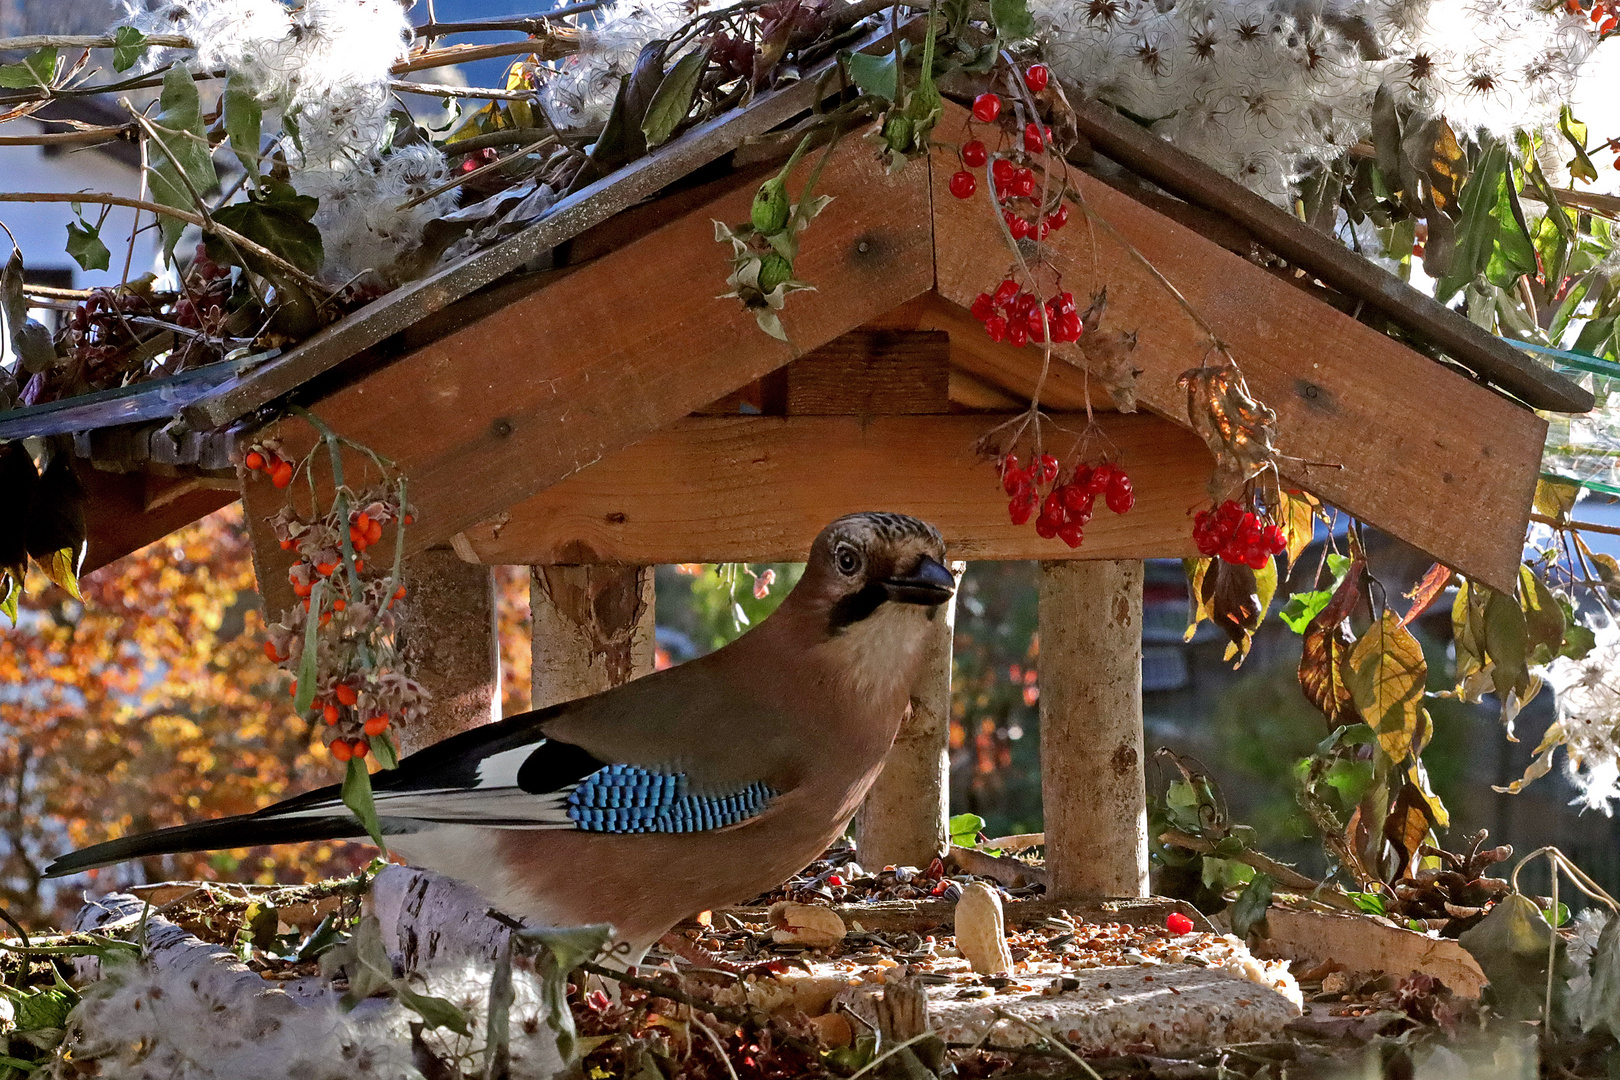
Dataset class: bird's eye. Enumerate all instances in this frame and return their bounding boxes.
[835,545,861,576]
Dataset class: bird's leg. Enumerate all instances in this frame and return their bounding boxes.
[656,931,748,975]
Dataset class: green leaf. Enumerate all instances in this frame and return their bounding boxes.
[949,812,986,847]
[1520,565,1566,665]
[1560,105,1600,184]
[518,923,616,1065]
[209,178,322,276]
[1279,588,1333,633]
[148,64,219,259]
[64,219,110,272]
[222,76,263,184]
[1483,588,1530,704]
[294,580,321,715]
[1458,892,1570,1022]
[1576,915,1620,1037]
[1344,610,1427,766]
[0,48,58,89]
[1346,891,1387,916]
[845,49,898,103]
[990,0,1037,41]
[393,982,472,1036]
[370,731,399,770]
[1230,873,1273,939]
[1484,158,1536,289]
[110,26,148,73]
[1323,758,1375,808]
[341,756,388,855]
[640,47,707,148]
[1434,140,1509,304]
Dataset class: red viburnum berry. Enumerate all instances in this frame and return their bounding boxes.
[245,450,265,471]
[1058,520,1084,548]
[1025,63,1049,92]
[992,157,1016,186]
[950,170,977,199]
[1166,912,1194,935]
[1008,320,1028,347]
[972,293,996,321]
[1023,122,1046,154]
[1038,453,1059,483]
[985,313,1009,342]
[1105,472,1135,514]
[1035,513,1060,539]
[1009,492,1036,525]
[1012,168,1035,198]
[1085,464,1112,495]
[1047,203,1069,229]
[961,139,988,168]
[973,93,1002,122]
[993,278,1020,306]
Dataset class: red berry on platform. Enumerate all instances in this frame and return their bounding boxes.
[1166,912,1194,935]
[1007,213,1030,239]
[985,314,1009,342]
[827,874,845,887]
[1106,474,1135,514]
[972,293,996,322]
[1025,63,1049,92]
[1012,168,1035,198]
[994,278,1020,306]
[962,139,988,168]
[1086,464,1112,495]
[973,93,1002,122]
[950,169,977,199]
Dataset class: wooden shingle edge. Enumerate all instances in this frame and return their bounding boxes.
[1064,96,1592,414]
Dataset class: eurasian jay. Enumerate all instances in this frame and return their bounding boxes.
[47,512,956,962]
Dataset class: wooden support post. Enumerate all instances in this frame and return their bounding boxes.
[855,563,961,870]
[530,565,655,709]
[1037,560,1149,899]
[394,547,500,754]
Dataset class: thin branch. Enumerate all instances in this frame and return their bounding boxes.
[439,127,556,156]
[395,135,555,211]
[411,2,610,38]
[1530,511,1620,539]
[395,37,578,74]
[0,123,133,147]
[387,79,535,101]
[0,32,192,51]
[1159,829,1362,911]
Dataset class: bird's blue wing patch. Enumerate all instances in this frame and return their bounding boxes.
[566,764,775,833]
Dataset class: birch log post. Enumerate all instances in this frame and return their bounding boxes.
[1037,560,1149,899]
[395,546,500,753]
[855,562,961,869]
[530,564,655,709]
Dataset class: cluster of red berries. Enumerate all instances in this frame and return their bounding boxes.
[946,67,1072,240]
[1000,453,1134,548]
[243,443,296,488]
[970,280,1082,346]
[1570,0,1617,33]
[1193,499,1287,568]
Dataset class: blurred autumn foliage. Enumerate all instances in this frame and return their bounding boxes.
[0,505,366,930]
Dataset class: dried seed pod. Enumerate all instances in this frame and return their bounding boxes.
[954,882,1013,974]
[768,901,846,947]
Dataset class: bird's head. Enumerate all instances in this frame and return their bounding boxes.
[798,512,954,637]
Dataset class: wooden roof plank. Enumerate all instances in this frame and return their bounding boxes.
[932,103,1542,592]
[1065,96,1591,414]
[455,412,1207,564]
[249,120,936,582]
[180,23,900,432]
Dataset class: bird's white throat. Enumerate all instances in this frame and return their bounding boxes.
[820,601,938,705]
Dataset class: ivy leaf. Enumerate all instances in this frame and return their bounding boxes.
[1280,588,1334,634]
[148,64,219,259]
[0,48,58,89]
[640,47,708,148]
[208,178,322,276]
[341,756,388,855]
[1344,610,1427,766]
[1229,873,1273,939]
[110,26,148,73]
[845,48,898,102]
[989,0,1037,42]
[64,219,110,272]
[222,75,263,185]
[949,812,986,847]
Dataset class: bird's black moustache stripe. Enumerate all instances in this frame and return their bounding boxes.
[828,580,889,632]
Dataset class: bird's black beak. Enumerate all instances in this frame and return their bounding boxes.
[882,555,956,606]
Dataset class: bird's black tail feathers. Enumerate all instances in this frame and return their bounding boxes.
[44,786,365,877]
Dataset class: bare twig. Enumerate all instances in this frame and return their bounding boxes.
[395,37,578,74]
[0,123,133,147]
[1159,829,1362,912]
[0,32,192,51]
[394,135,555,211]
[412,2,611,38]
[387,79,536,101]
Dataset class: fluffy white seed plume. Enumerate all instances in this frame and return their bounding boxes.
[541,0,709,129]
[122,0,454,283]
[1543,620,1620,814]
[1032,0,1598,201]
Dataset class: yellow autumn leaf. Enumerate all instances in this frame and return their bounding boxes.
[1345,609,1428,766]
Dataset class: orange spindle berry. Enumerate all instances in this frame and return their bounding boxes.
[280,538,295,550]
[315,562,336,577]
[330,738,353,762]
[332,598,346,611]
[323,702,340,725]
[335,683,359,706]
[352,739,369,759]
[353,559,364,573]
[244,450,266,471]
[271,461,295,488]
[366,519,383,545]
[319,610,332,627]
[293,580,312,598]
[394,585,407,599]
[364,714,389,737]
[289,678,298,698]
[264,641,282,662]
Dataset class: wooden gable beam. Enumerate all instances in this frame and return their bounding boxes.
[454,412,1208,564]
[930,103,1543,591]
[246,123,934,608]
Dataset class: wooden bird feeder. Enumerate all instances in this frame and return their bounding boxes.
[1,80,1577,901]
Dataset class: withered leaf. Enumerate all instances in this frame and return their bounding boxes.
[1203,558,1261,654]
[1345,610,1427,766]
[1077,329,1141,413]
[1383,778,1435,879]
[1399,562,1454,628]
[1298,553,1363,725]
[1420,116,1467,215]
[1178,363,1279,501]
